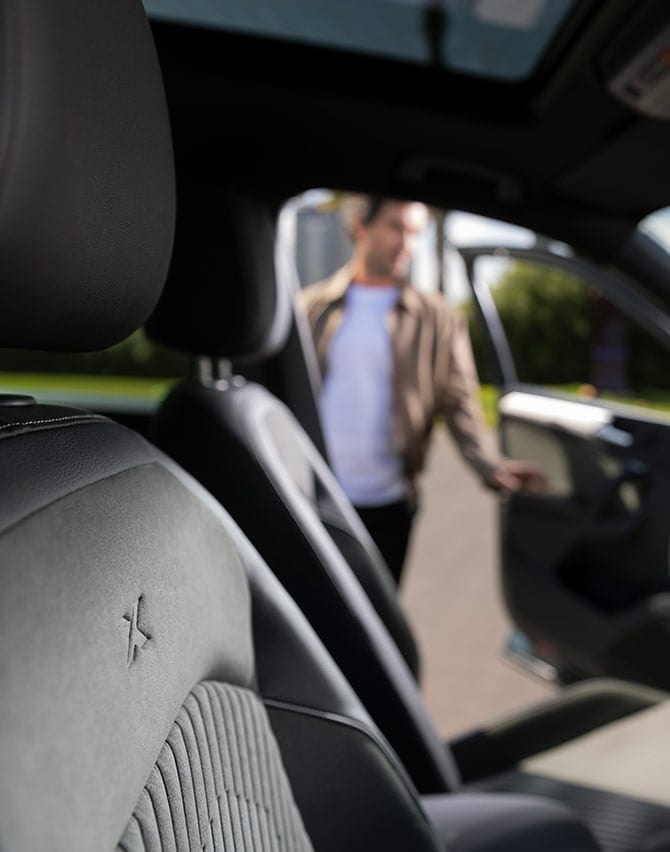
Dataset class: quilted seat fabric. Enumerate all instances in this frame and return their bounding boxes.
[118,682,313,851]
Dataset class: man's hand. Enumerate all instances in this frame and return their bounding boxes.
[487,459,547,495]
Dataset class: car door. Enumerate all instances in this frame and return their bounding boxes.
[462,244,670,690]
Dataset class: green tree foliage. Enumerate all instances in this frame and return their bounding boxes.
[629,326,670,390]
[466,258,670,391]
[466,260,591,385]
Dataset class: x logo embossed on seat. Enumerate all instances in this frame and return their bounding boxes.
[122,596,150,668]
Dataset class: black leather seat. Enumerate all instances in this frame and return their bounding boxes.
[148,186,670,852]
[149,186,455,792]
[0,3,605,852]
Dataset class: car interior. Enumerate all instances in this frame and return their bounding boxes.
[4,1,670,851]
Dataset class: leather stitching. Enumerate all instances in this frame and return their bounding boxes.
[0,414,105,432]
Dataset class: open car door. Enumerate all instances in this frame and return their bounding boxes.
[462,245,670,690]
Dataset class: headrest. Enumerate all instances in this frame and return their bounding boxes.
[0,0,175,352]
[146,187,292,362]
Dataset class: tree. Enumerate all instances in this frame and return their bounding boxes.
[466,260,591,385]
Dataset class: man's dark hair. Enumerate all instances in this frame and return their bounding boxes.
[340,194,428,236]
[362,195,388,225]
[340,194,392,236]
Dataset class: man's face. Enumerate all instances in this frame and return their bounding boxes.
[355,201,428,282]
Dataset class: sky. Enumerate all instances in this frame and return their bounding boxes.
[413,211,535,302]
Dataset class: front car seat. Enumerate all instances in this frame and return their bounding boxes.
[0,4,433,851]
[147,185,670,852]
[0,4,604,852]
[149,186,463,792]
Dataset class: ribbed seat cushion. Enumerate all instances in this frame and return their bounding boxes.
[118,682,313,851]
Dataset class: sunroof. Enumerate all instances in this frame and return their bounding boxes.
[145,0,576,81]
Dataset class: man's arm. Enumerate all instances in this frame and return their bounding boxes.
[437,306,545,494]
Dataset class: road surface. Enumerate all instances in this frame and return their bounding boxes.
[400,431,553,739]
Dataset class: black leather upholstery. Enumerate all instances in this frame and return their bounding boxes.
[0,406,604,852]
[0,3,450,848]
[0,0,175,351]
[4,3,588,850]
[147,186,670,850]
[0,407,447,851]
[158,378,420,675]
[422,793,600,852]
[147,187,291,362]
[153,378,461,794]
[1,1,662,849]
[233,519,447,852]
[231,511,605,852]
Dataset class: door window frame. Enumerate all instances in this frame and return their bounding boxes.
[459,245,670,388]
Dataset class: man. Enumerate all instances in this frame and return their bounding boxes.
[299,195,544,585]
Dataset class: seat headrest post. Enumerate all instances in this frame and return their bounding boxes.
[196,357,234,386]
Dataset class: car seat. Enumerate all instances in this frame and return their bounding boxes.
[0,3,604,852]
[148,184,670,852]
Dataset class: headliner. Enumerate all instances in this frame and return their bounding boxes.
[149,0,670,263]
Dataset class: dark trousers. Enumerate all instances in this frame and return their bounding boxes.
[354,498,416,587]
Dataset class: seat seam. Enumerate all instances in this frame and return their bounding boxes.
[165,738,194,852]
[263,698,420,796]
[0,413,108,435]
[175,715,208,848]
[155,759,179,850]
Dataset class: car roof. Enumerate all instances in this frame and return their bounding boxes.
[146,0,670,273]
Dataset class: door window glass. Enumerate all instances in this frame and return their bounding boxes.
[468,255,670,410]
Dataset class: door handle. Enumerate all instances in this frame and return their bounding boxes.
[596,424,634,448]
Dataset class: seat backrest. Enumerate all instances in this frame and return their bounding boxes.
[0,401,443,852]
[148,186,421,677]
[147,187,462,794]
[0,4,446,850]
[0,402,310,851]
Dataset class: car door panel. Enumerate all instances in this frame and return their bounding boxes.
[463,247,670,689]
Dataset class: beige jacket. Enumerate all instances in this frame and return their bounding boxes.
[298,265,500,497]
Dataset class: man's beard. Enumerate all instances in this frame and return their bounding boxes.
[367,254,409,282]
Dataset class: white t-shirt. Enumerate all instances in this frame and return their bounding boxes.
[320,283,407,506]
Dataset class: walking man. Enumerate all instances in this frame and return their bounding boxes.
[299,195,544,584]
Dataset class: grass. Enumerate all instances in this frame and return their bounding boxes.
[0,373,177,414]
[0,372,175,399]
[3,372,670,426]
[480,385,500,427]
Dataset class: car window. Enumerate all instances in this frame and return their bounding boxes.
[0,329,189,414]
[468,254,670,417]
[282,190,534,300]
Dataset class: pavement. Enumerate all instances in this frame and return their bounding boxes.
[400,431,553,739]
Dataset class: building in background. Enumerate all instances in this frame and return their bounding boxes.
[295,206,351,287]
